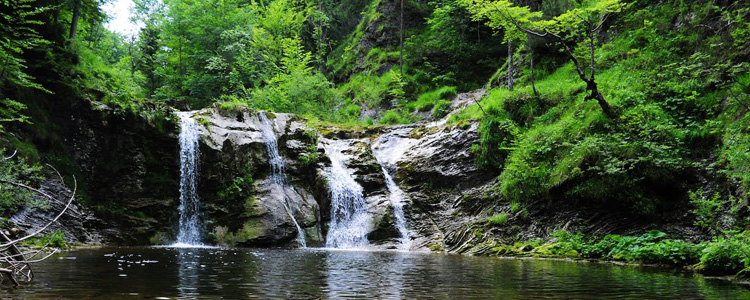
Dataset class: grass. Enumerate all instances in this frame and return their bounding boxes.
[487,212,508,226]
[407,86,457,112]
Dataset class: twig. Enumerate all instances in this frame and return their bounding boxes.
[0,175,76,247]
[3,150,17,160]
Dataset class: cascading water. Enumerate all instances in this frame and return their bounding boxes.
[323,139,370,249]
[372,128,415,250]
[258,112,306,247]
[175,111,203,246]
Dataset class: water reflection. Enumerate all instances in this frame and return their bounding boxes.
[175,249,199,299]
[4,247,749,299]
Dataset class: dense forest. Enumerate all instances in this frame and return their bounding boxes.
[2,0,750,280]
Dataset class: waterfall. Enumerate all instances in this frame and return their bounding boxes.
[175,112,203,246]
[258,112,306,247]
[323,139,370,249]
[372,129,414,249]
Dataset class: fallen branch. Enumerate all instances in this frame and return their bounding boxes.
[0,164,76,286]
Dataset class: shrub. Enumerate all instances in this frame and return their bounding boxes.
[471,110,519,170]
[696,232,750,275]
[0,150,43,214]
[379,109,409,125]
[218,163,254,200]
[689,189,723,231]
[299,145,320,167]
[432,100,452,119]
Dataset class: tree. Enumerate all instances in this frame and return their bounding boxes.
[400,0,404,76]
[0,0,51,132]
[67,0,103,44]
[137,22,161,97]
[516,0,627,118]
[463,0,541,92]
[464,0,628,118]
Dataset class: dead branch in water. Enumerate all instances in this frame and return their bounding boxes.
[0,164,76,286]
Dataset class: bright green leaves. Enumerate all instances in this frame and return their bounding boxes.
[461,0,540,43]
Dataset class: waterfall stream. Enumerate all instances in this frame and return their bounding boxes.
[323,139,370,249]
[372,129,414,250]
[175,112,203,246]
[258,112,306,247]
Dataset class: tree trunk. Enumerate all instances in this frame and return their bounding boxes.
[585,79,615,119]
[530,48,538,97]
[507,40,514,91]
[69,0,81,43]
[400,0,404,76]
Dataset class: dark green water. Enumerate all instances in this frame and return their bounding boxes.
[2,247,748,299]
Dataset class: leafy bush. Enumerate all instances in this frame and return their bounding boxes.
[218,163,254,200]
[408,86,457,112]
[689,189,723,231]
[0,150,43,215]
[299,144,320,167]
[502,93,556,126]
[471,109,520,170]
[432,100,452,119]
[696,232,750,275]
[542,230,704,265]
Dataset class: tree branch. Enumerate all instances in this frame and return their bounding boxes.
[0,175,76,247]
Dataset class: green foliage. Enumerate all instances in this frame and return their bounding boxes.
[504,230,703,266]
[696,232,750,275]
[0,0,50,93]
[298,131,320,167]
[22,229,67,249]
[0,149,43,215]
[409,86,457,112]
[689,189,723,232]
[218,163,254,201]
[471,108,519,169]
[487,212,508,226]
[379,109,410,125]
[432,100,452,119]
[595,231,702,265]
[340,73,392,109]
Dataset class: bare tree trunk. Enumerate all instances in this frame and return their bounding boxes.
[585,79,614,118]
[530,48,538,97]
[69,0,81,43]
[507,40,514,91]
[400,0,404,76]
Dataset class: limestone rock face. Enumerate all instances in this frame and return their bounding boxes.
[25,98,490,250]
[315,121,491,251]
[197,106,322,247]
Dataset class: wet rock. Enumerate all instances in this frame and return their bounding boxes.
[10,176,108,245]
[197,106,323,247]
[49,99,181,245]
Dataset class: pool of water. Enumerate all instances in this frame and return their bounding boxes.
[3,247,748,299]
